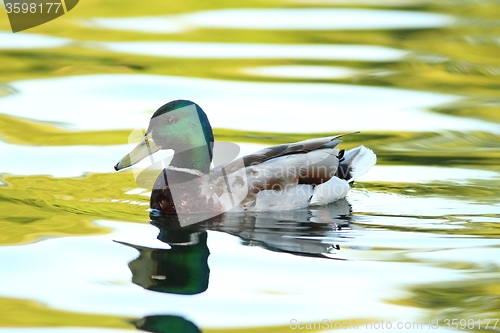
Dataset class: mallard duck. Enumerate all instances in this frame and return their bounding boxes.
[114,100,376,214]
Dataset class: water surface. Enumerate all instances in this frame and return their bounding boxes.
[1,1,500,332]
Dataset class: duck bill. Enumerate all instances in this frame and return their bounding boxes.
[114,133,161,171]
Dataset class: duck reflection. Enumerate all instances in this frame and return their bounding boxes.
[116,222,210,295]
[133,314,201,333]
[121,200,352,333]
[210,198,352,258]
[118,198,352,297]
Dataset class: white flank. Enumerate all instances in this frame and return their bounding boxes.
[310,177,350,206]
[253,185,314,211]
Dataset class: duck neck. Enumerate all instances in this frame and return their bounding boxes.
[170,142,213,174]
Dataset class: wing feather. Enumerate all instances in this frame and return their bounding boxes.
[220,133,357,174]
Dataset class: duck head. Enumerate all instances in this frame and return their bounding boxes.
[114,100,214,173]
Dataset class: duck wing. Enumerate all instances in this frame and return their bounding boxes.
[220,133,357,174]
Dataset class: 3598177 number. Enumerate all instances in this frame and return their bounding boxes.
[5,2,62,14]
[443,319,499,330]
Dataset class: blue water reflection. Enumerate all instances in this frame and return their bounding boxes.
[91,42,408,61]
[0,74,477,133]
[79,8,455,33]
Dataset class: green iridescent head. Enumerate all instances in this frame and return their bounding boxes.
[148,100,214,151]
[114,100,214,173]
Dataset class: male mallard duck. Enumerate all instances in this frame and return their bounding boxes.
[114,100,376,214]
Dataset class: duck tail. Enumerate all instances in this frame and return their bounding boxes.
[336,146,376,183]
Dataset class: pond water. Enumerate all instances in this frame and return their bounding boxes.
[1,1,500,332]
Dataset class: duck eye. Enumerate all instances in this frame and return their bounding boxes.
[166,116,178,125]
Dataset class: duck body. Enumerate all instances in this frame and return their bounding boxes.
[115,100,376,214]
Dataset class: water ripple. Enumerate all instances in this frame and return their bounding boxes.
[79,8,455,33]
